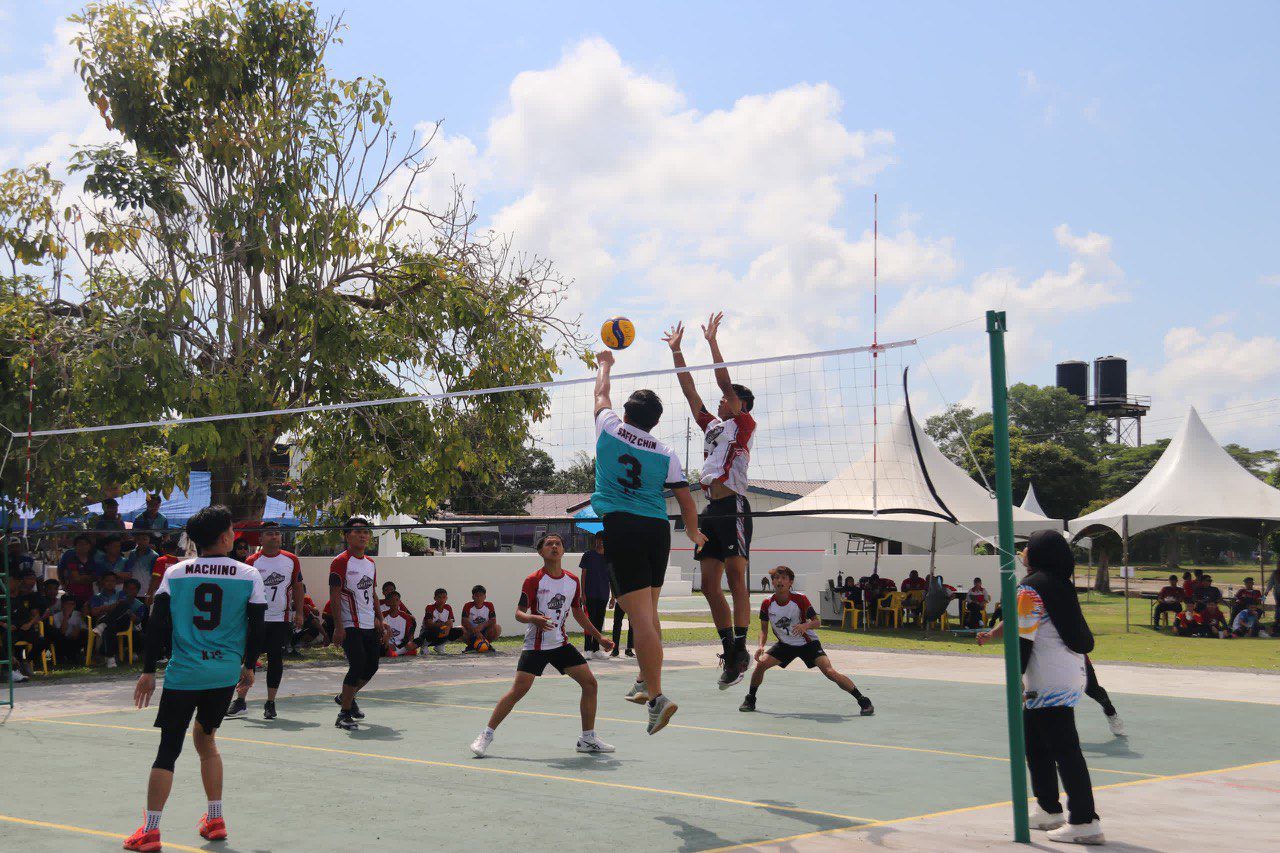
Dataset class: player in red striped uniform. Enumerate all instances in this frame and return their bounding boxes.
[666,312,758,689]
[329,516,383,731]
[461,584,500,651]
[380,590,418,656]
[740,566,874,715]
[227,523,303,720]
[470,534,614,757]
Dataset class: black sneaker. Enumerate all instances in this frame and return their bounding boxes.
[739,694,757,712]
[857,696,875,717]
[335,711,357,730]
[625,648,635,657]
[333,695,366,719]
[226,697,248,718]
[263,700,277,720]
[718,654,745,690]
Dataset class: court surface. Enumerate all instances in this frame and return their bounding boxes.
[2,645,1278,852]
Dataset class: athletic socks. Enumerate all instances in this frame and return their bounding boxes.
[484,726,495,738]
[848,686,864,700]
[717,627,734,657]
[207,801,222,820]
[145,811,162,831]
[582,729,595,739]
[747,684,759,698]
[733,627,748,652]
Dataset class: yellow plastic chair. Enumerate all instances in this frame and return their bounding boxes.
[841,599,863,630]
[85,614,97,666]
[876,592,906,629]
[116,627,135,664]
[13,621,48,676]
[900,590,926,627]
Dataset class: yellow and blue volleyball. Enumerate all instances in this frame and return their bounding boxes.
[601,317,636,350]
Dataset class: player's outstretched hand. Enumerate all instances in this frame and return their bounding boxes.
[663,322,685,351]
[688,529,708,548]
[597,349,615,368]
[238,666,255,692]
[134,673,156,709]
[599,637,615,653]
[702,311,724,343]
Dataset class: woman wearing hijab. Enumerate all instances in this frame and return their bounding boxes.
[1017,529,1104,845]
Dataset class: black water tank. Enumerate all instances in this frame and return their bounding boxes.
[1094,356,1127,402]
[1056,361,1088,401]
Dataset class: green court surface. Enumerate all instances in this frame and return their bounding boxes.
[2,663,1278,852]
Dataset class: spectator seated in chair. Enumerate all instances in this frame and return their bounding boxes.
[1153,574,1184,628]
[1192,574,1222,607]
[125,531,159,597]
[379,591,418,656]
[292,584,326,651]
[840,577,862,608]
[461,585,501,651]
[416,588,464,653]
[1230,577,1263,621]
[3,569,48,678]
[963,577,990,628]
[91,535,130,582]
[51,593,88,664]
[40,578,61,619]
[88,572,145,667]
[58,534,97,610]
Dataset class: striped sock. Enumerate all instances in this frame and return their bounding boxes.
[207,801,222,820]
[145,810,162,831]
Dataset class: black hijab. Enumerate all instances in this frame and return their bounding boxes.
[1021,529,1094,655]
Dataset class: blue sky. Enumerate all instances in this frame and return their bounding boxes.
[3,1,1278,445]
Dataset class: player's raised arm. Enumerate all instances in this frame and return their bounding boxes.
[594,350,614,415]
[664,322,705,416]
[702,311,742,417]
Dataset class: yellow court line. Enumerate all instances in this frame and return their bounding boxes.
[24,717,873,825]
[362,695,1158,778]
[696,756,1280,852]
[0,814,207,852]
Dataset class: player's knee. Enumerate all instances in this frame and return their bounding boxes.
[819,664,837,680]
[582,674,598,693]
[192,728,218,757]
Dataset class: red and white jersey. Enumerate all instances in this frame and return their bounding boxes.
[696,409,756,496]
[329,550,377,629]
[381,602,415,646]
[462,600,495,629]
[967,586,990,607]
[760,593,819,647]
[520,568,582,651]
[426,602,455,626]
[247,550,302,622]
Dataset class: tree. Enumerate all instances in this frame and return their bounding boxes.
[448,446,556,517]
[3,0,583,522]
[965,425,1101,520]
[546,451,597,494]
[924,404,991,468]
[1006,383,1109,460]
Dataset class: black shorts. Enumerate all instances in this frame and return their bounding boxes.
[517,645,588,676]
[154,685,237,734]
[766,640,826,669]
[695,493,752,561]
[603,512,671,596]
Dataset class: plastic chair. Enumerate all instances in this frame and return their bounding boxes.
[85,614,97,666]
[900,590,925,627]
[841,599,862,630]
[876,592,906,629]
[116,627,135,664]
[13,622,48,676]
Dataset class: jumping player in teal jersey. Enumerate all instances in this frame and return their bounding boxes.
[591,349,706,735]
[125,505,266,851]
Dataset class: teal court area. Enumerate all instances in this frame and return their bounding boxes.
[2,650,1278,852]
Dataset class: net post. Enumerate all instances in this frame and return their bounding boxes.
[2,521,12,709]
[986,309,1028,843]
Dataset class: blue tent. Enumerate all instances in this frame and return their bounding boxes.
[85,472,299,527]
[573,504,603,534]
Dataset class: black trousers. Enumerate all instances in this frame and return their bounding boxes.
[260,622,292,689]
[1083,658,1115,716]
[583,598,608,652]
[1024,706,1097,825]
[611,601,633,651]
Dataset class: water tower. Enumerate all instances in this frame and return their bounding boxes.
[1055,356,1150,445]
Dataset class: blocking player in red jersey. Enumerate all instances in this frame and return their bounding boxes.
[740,566,874,715]
[470,534,614,757]
[461,584,501,651]
[227,523,303,720]
[329,516,384,731]
[665,312,758,690]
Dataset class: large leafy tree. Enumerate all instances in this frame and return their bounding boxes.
[1,0,583,522]
[965,425,1101,520]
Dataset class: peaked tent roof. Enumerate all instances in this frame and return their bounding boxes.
[1069,407,1280,538]
[1020,483,1048,518]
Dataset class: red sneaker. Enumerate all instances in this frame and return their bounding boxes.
[122,824,161,851]
[198,814,228,841]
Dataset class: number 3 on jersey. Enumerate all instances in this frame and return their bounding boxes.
[617,453,643,490]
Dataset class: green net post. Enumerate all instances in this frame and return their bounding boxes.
[2,522,12,709]
[986,310,1028,842]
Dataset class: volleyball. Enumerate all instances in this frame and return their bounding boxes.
[601,317,636,350]
[475,639,493,653]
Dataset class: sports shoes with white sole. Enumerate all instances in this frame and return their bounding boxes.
[1030,805,1066,831]
[1047,819,1105,845]
[646,694,678,735]
[575,733,615,753]
[470,730,494,757]
[624,680,649,704]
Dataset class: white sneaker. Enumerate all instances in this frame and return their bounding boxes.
[1106,713,1126,737]
[105,657,118,669]
[1030,805,1066,831]
[595,650,611,661]
[646,694,678,735]
[470,730,494,758]
[9,669,28,683]
[1047,819,1105,845]
[624,680,649,704]
[93,623,108,637]
[576,733,616,753]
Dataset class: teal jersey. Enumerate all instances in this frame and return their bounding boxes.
[157,556,265,690]
[591,409,688,520]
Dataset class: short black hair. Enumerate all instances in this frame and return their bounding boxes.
[133,530,152,541]
[60,593,76,605]
[382,581,397,592]
[773,565,795,581]
[472,584,486,595]
[536,532,564,552]
[101,534,122,547]
[146,493,161,502]
[74,533,92,546]
[103,497,118,507]
[434,587,447,597]
[187,505,234,551]
[123,578,141,591]
[344,515,371,532]
[623,389,663,432]
[732,383,755,412]
[385,589,400,600]
[99,569,118,579]
[260,520,280,529]
[43,577,59,586]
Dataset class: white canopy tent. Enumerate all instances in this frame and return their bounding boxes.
[1020,483,1048,518]
[756,408,1053,552]
[1069,407,1280,538]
